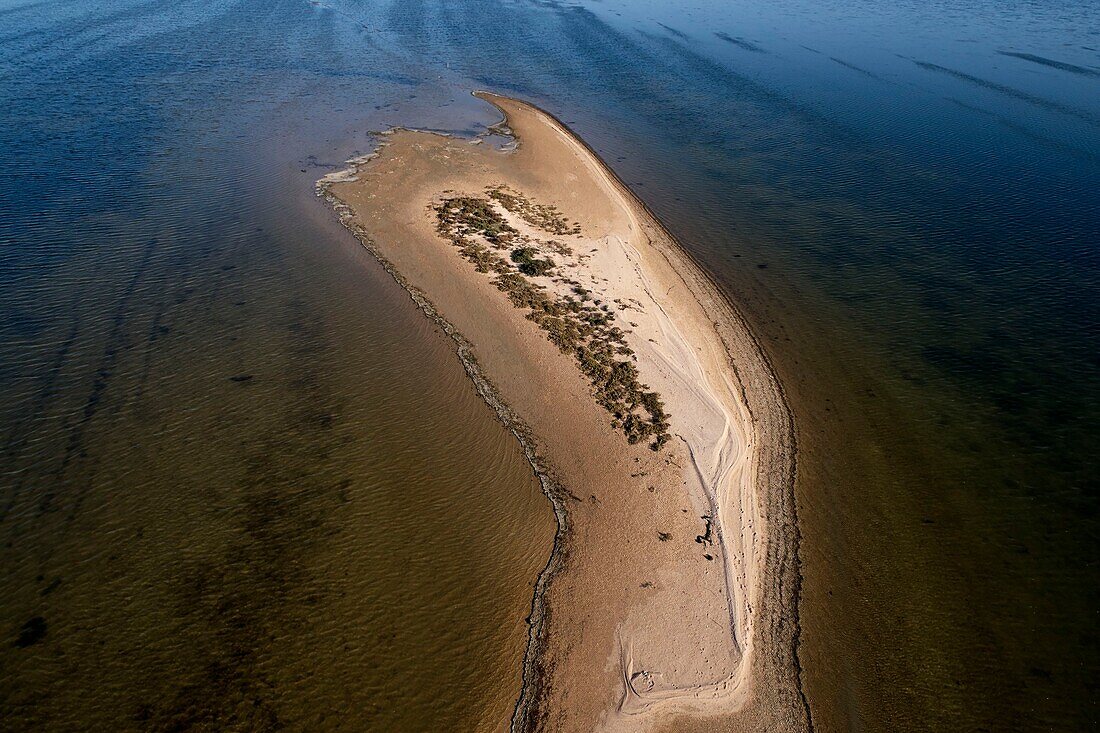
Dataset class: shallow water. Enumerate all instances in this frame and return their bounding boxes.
[1,0,1096,730]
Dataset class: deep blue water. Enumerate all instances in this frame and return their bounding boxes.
[1,0,1096,730]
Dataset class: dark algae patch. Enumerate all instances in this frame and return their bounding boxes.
[14,616,46,648]
[434,187,670,450]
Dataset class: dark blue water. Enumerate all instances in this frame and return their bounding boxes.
[1,0,1096,730]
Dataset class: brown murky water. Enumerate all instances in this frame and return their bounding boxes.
[1,165,554,730]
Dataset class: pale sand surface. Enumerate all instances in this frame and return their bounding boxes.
[320,93,807,732]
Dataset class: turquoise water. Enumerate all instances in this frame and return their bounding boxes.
[1,0,1096,729]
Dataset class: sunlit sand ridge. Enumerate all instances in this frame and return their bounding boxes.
[320,93,806,732]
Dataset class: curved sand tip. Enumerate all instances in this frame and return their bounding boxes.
[320,91,808,732]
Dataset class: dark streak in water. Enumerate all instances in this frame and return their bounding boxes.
[140,299,345,729]
[910,58,1100,127]
[829,56,884,81]
[0,311,80,524]
[645,33,866,151]
[946,97,1099,162]
[997,51,1100,79]
[0,0,51,21]
[49,239,158,522]
[656,22,689,41]
[715,31,767,54]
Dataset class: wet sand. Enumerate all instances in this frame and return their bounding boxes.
[319,93,807,732]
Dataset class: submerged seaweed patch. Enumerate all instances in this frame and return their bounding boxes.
[434,189,670,450]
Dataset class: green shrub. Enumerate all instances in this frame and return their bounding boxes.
[510,247,556,277]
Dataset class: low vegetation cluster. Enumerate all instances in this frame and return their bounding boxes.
[486,184,583,236]
[434,188,670,449]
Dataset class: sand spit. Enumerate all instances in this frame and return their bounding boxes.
[319,93,808,732]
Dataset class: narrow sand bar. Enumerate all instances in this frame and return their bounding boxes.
[320,93,807,732]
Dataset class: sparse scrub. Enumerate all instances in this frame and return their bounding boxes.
[434,190,671,449]
[487,185,583,236]
[510,246,556,277]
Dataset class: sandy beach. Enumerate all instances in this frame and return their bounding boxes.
[319,93,807,732]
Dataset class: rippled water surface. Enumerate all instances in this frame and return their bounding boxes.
[1,0,1096,730]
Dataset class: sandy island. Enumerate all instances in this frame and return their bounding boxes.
[319,93,808,732]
